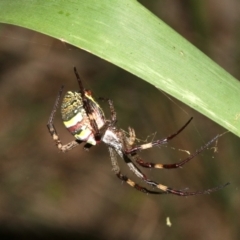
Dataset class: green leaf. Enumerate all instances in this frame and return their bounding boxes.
[0,0,239,136]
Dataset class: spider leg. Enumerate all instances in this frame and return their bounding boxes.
[119,129,229,196]
[73,66,85,99]
[47,86,82,152]
[124,119,220,170]
[123,149,229,196]
[73,67,101,136]
[98,97,117,124]
[146,180,229,196]
[125,117,193,153]
[107,99,117,124]
[134,134,222,169]
[108,147,165,194]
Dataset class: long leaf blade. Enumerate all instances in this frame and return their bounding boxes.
[0,0,239,136]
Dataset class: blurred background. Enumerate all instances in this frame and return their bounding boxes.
[0,0,240,239]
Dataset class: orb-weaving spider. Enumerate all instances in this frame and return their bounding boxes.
[47,67,229,196]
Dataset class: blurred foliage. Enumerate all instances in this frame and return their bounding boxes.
[0,1,240,240]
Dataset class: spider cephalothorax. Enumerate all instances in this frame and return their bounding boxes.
[47,67,229,196]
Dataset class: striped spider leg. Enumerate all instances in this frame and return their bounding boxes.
[108,146,164,195]
[119,125,229,196]
[124,119,225,170]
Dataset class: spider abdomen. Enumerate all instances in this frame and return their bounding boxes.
[61,90,106,146]
[60,91,96,145]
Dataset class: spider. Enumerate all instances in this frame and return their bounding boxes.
[47,67,229,196]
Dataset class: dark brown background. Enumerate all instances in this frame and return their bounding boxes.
[0,1,240,239]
